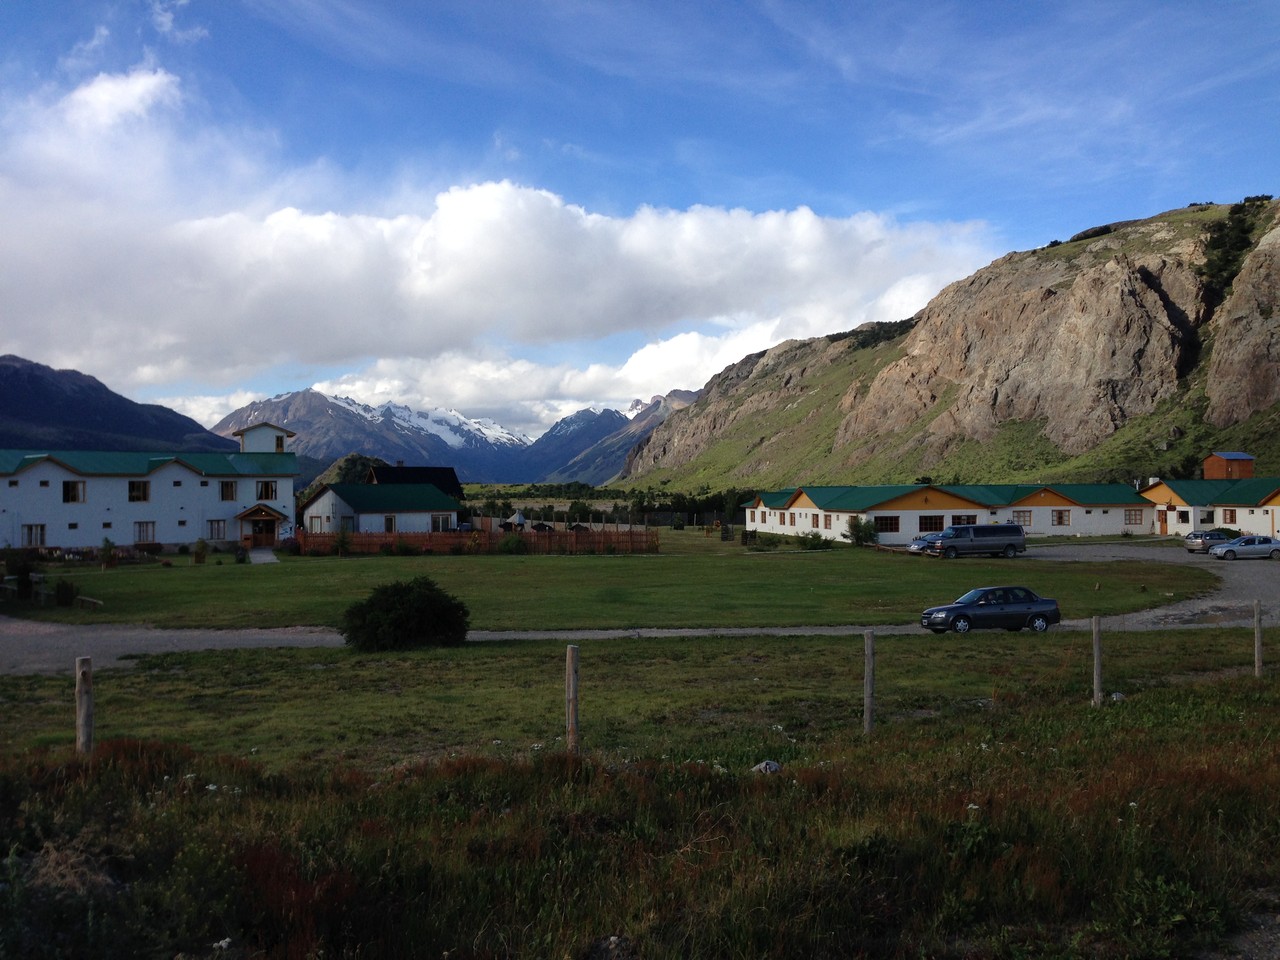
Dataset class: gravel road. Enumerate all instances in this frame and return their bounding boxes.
[1,541,1275,676]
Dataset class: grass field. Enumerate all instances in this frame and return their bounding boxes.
[3,534,1274,959]
[16,531,1216,630]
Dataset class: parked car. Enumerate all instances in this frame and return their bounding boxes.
[921,585,1061,634]
[1184,530,1232,553]
[907,532,944,554]
[924,523,1026,559]
[1207,535,1280,561]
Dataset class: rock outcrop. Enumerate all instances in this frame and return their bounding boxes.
[1205,222,1280,426]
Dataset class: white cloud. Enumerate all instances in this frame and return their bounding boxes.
[0,61,997,436]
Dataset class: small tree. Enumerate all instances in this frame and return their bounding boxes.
[342,576,470,651]
[842,516,879,546]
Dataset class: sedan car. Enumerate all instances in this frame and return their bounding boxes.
[1184,530,1231,553]
[907,532,944,554]
[921,585,1061,634]
[1207,535,1280,560]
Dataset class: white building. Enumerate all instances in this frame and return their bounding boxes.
[301,482,462,535]
[746,482,1154,546]
[0,423,298,552]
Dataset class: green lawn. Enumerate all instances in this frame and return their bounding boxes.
[17,531,1216,630]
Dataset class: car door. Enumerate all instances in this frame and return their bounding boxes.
[976,589,1013,628]
[1005,587,1036,626]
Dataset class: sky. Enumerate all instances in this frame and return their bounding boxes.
[1,1,1276,438]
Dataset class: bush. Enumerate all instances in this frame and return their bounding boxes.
[278,537,300,556]
[842,517,880,546]
[497,533,528,555]
[54,578,79,607]
[341,576,470,651]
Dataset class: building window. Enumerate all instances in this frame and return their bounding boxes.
[432,514,452,532]
[200,480,209,487]
[256,480,277,500]
[173,480,182,487]
[873,515,900,534]
[951,514,977,525]
[384,515,396,533]
[178,519,187,527]
[1124,508,1143,525]
[275,436,285,453]
[128,480,150,502]
[39,479,49,487]
[7,479,16,487]
[68,523,78,530]
[811,514,819,529]
[208,519,226,539]
[22,524,47,547]
[1012,510,1032,527]
[134,521,156,543]
[823,514,832,530]
[919,515,944,532]
[1177,511,1190,525]
[308,516,322,533]
[1051,510,1071,527]
[102,522,112,529]
[1223,508,1237,524]
[749,510,755,523]
[62,480,86,503]
[220,480,237,501]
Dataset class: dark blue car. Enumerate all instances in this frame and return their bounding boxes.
[922,585,1061,634]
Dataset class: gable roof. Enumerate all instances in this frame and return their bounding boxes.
[0,449,298,478]
[1143,476,1280,507]
[752,481,1155,513]
[367,465,464,500]
[319,482,461,514]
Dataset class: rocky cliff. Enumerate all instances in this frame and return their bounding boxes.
[624,198,1280,487]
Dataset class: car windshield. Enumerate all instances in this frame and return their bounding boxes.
[954,588,985,604]
[939,527,958,539]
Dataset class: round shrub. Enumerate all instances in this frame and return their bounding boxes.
[341,576,470,651]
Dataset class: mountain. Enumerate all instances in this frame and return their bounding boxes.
[623,197,1280,488]
[0,355,236,452]
[515,407,630,482]
[210,389,530,483]
[554,391,700,485]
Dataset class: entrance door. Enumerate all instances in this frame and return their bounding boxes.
[251,518,277,547]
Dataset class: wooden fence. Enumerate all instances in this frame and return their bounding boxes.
[296,527,660,556]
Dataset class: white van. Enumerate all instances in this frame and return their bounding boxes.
[924,524,1026,559]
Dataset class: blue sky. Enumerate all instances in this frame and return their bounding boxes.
[1,1,1276,436]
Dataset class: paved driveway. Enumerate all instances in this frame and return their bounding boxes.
[0,541,1274,675]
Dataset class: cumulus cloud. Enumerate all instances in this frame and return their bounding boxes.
[1,61,996,436]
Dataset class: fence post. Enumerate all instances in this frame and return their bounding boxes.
[863,629,875,736]
[1255,599,1263,679]
[1091,617,1103,708]
[75,656,93,755]
[565,645,580,755]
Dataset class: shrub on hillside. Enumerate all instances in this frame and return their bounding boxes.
[342,576,470,651]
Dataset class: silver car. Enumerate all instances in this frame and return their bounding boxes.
[1184,530,1231,553]
[1207,535,1280,560]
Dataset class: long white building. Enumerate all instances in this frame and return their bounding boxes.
[0,423,298,552]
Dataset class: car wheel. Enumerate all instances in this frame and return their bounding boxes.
[1002,544,1017,558]
[1271,549,1280,560]
[1028,615,1049,632]
[952,616,971,634]
[943,546,958,559]
[1223,550,1236,561]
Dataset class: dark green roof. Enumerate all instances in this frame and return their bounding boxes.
[1151,477,1280,506]
[325,483,461,513]
[0,449,298,477]
[752,482,1156,511]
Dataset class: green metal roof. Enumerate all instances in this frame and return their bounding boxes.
[0,449,298,477]
[1037,483,1151,505]
[750,481,1160,511]
[324,483,461,513]
[1146,479,1244,505]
